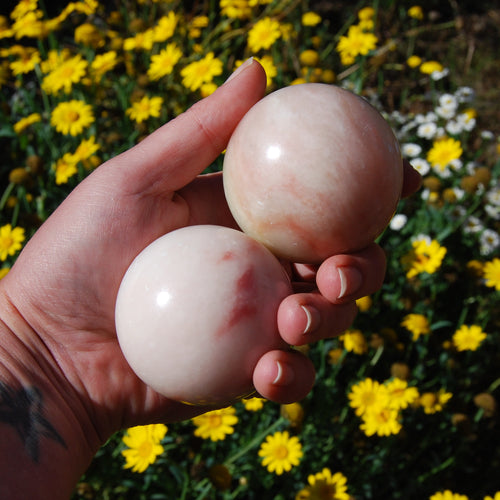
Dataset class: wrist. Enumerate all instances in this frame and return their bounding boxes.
[0,293,101,500]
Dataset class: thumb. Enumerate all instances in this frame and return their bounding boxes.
[108,58,267,195]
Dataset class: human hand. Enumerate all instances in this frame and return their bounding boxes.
[0,59,421,447]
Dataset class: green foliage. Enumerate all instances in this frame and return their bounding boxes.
[1,0,499,499]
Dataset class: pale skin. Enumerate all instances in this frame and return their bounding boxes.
[0,59,421,499]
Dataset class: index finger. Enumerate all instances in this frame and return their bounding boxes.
[108,58,267,195]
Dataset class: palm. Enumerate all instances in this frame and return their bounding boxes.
[4,70,268,430]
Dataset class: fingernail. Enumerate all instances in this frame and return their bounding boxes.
[301,305,320,334]
[337,267,362,299]
[224,57,254,84]
[272,360,295,386]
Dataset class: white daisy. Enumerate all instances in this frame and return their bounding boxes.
[480,229,500,256]
[463,215,483,234]
[417,122,438,139]
[390,214,408,231]
[402,143,422,157]
[410,158,431,176]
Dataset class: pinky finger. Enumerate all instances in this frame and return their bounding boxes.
[253,349,315,404]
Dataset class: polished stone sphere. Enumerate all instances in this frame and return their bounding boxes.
[223,83,404,263]
[115,225,291,405]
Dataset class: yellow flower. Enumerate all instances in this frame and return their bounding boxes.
[296,468,349,500]
[301,11,322,26]
[121,424,167,473]
[0,224,26,261]
[358,6,375,20]
[74,23,105,48]
[299,49,319,67]
[0,23,14,39]
[242,397,266,411]
[360,406,402,437]
[153,12,178,42]
[0,267,10,280]
[40,49,71,73]
[126,95,163,123]
[123,29,155,51]
[291,77,307,86]
[452,324,487,352]
[247,17,281,52]
[427,137,463,172]
[420,60,444,75]
[220,0,252,20]
[10,0,39,20]
[192,407,238,441]
[407,55,422,68]
[386,378,419,410]
[408,6,424,20]
[356,295,372,312]
[53,153,78,185]
[321,69,336,83]
[71,0,98,16]
[328,348,344,365]
[191,15,209,29]
[419,389,452,414]
[340,329,368,355]
[9,46,40,75]
[258,430,302,475]
[200,82,218,97]
[189,15,209,38]
[429,491,469,500]
[42,54,88,95]
[71,136,100,164]
[484,492,500,500]
[254,55,276,87]
[483,258,500,290]
[336,24,378,65]
[147,43,182,81]
[50,100,94,136]
[181,52,223,92]
[401,313,430,341]
[13,112,41,134]
[348,378,390,417]
[281,402,304,428]
[401,237,447,279]
[12,10,45,39]
[90,51,118,80]
[280,22,294,41]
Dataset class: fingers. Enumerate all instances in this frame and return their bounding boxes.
[401,159,422,198]
[277,243,385,346]
[109,58,267,195]
[253,349,315,404]
[277,294,357,346]
[315,242,386,304]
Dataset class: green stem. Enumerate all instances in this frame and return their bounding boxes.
[370,344,384,366]
[417,455,455,483]
[193,478,212,500]
[0,183,15,212]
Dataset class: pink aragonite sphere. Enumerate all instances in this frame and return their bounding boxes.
[223,83,404,264]
[115,225,291,406]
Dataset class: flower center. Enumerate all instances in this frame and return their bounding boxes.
[0,237,13,250]
[207,414,222,428]
[66,110,80,122]
[138,440,153,458]
[273,444,289,460]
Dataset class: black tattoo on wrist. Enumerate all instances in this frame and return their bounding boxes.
[0,383,67,462]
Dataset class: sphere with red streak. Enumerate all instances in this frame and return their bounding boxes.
[115,225,291,405]
[223,83,404,264]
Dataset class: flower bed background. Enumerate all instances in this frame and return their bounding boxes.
[1,0,499,499]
